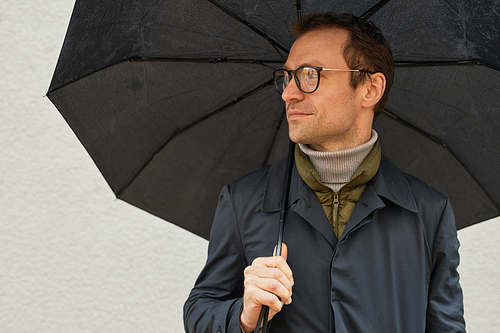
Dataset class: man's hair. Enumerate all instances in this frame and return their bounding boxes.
[290,13,394,117]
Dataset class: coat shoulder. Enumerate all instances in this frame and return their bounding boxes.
[379,155,449,208]
[227,156,287,196]
[405,169,448,204]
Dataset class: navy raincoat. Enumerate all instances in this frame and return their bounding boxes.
[184,155,465,332]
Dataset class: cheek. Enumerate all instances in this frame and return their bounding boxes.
[318,92,357,124]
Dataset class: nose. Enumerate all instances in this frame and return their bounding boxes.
[281,75,305,103]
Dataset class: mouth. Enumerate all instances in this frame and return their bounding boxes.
[287,107,312,121]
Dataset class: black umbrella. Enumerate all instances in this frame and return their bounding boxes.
[47,0,500,240]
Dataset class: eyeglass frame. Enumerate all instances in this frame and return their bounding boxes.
[273,66,374,94]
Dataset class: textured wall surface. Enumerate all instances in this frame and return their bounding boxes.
[0,0,498,332]
[0,1,208,331]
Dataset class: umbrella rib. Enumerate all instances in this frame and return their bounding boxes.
[207,0,289,61]
[382,108,500,213]
[361,0,391,19]
[395,60,499,71]
[131,57,283,70]
[48,58,283,94]
[117,79,275,197]
[382,109,444,145]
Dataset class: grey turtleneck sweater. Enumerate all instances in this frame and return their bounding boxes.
[298,130,378,192]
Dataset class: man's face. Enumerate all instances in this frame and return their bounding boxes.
[282,28,372,151]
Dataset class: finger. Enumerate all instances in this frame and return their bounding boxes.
[252,255,293,281]
[257,276,292,305]
[244,267,293,305]
[240,288,284,332]
[249,257,293,291]
[272,242,287,260]
[280,243,294,287]
[280,243,288,262]
[246,286,286,313]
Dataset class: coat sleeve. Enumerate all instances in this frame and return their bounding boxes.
[426,197,466,332]
[184,185,247,333]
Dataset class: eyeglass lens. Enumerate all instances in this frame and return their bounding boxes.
[274,67,319,94]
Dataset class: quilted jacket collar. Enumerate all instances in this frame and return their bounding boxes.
[262,150,418,215]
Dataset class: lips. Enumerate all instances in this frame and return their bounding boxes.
[287,108,312,121]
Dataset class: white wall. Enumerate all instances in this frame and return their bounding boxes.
[458,218,500,332]
[0,1,207,331]
[0,0,498,332]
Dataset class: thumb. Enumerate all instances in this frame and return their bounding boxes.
[281,243,288,261]
[273,243,288,261]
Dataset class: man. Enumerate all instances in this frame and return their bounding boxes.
[184,13,465,333]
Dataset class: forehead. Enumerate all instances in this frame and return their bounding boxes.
[285,28,349,68]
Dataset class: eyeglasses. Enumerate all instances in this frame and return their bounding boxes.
[273,66,373,94]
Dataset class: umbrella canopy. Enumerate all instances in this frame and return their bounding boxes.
[47,0,500,239]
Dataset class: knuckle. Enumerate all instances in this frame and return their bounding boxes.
[244,265,257,277]
[270,268,281,279]
[268,297,284,312]
[252,256,265,266]
[243,275,256,288]
[268,279,281,293]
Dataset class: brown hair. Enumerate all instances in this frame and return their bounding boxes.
[290,13,394,117]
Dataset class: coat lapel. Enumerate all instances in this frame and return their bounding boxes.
[340,183,385,239]
[262,157,337,248]
[340,155,419,240]
[261,154,418,247]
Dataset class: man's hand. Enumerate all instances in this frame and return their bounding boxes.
[240,243,294,333]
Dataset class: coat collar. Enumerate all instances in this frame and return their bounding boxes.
[262,154,418,214]
[261,153,419,246]
[369,155,418,213]
[261,155,304,213]
[262,156,337,246]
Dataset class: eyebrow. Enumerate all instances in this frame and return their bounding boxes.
[283,62,325,70]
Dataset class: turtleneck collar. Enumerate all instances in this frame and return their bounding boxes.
[298,130,378,192]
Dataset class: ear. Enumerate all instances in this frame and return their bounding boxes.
[361,72,386,109]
